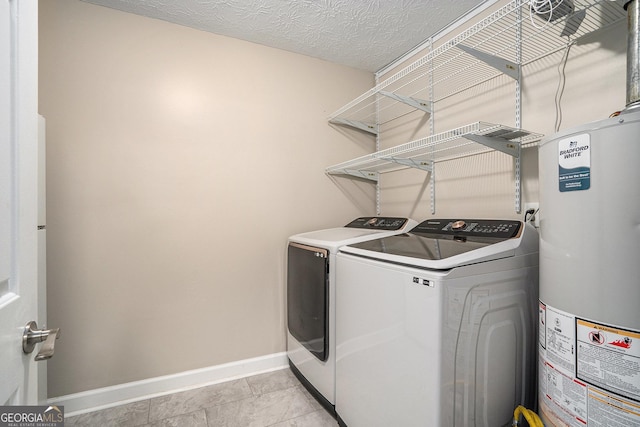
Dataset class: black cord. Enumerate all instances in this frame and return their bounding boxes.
[525,209,535,223]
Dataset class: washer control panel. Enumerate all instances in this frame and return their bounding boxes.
[345,217,410,231]
[413,219,522,239]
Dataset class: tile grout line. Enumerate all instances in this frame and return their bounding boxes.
[145,398,151,426]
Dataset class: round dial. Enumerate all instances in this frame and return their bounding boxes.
[451,220,466,230]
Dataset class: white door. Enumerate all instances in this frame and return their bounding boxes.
[0,0,41,405]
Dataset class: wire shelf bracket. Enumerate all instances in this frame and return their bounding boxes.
[461,133,521,157]
[378,157,434,173]
[379,91,432,115]
[332,169,379,182]
[456,44,520,80]
[329,118,378,135]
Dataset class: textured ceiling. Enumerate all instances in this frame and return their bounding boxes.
[79,0,487,72]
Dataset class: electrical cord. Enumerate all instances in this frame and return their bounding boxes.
[524,208,538,224]
[513,405,544,427]
[529,0,565,29]
[555,39,574,132]
[528,1,574,132]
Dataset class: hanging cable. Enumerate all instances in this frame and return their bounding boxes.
[555,39,574,132]
[529,0,562,29]
[529,0,573,30]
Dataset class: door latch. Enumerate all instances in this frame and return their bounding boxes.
[23,321,61,361]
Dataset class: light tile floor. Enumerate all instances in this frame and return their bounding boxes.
[65,369,339,427]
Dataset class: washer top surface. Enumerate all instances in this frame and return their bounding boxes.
[289,217,417,251]
[339,218,538,270]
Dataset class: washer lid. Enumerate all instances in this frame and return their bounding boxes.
[289,217,418,250]
[340,219,526,269]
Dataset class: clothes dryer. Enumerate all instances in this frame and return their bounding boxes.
[287,217,417,413]
[335,218,539,427]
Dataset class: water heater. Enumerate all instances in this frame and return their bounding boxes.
[538,110,640,426]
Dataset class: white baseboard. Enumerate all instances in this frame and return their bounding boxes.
[49,352,288,416]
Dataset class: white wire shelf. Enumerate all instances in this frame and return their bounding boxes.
[326,122,543,181]
[328,0,626,130]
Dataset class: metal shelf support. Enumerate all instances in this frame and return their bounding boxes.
[461,134,520,157]
[379,91,432,115]
[515,3,522,213]
[378,156,434,173]
[333,169,379,182]
[456,44,520,80]
[329,118,378,135]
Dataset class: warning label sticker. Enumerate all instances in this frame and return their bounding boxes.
[588,388,640,427]
[558,133,590,192]
[576,319,640,402]
[538,301,640,427]
[542,362,588,425]
[546,305,576,377]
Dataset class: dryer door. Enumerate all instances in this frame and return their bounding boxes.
[287,243,329,361]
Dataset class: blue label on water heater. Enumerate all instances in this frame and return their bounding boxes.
[558,133,590,192]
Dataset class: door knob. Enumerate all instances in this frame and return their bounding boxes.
[23,321,61,361]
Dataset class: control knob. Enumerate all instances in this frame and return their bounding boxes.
[451,220,466,231]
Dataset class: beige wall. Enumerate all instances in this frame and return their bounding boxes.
[39,0,375,397]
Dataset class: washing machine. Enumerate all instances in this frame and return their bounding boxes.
[335,218,539,427]
[287,216,417,413]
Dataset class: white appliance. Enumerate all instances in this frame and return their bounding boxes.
[538,110,640,427]
[287,216,417,413]
[335,219,539,427]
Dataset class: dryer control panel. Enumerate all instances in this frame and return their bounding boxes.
[413,219,522,239]
[345,217,410,230]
